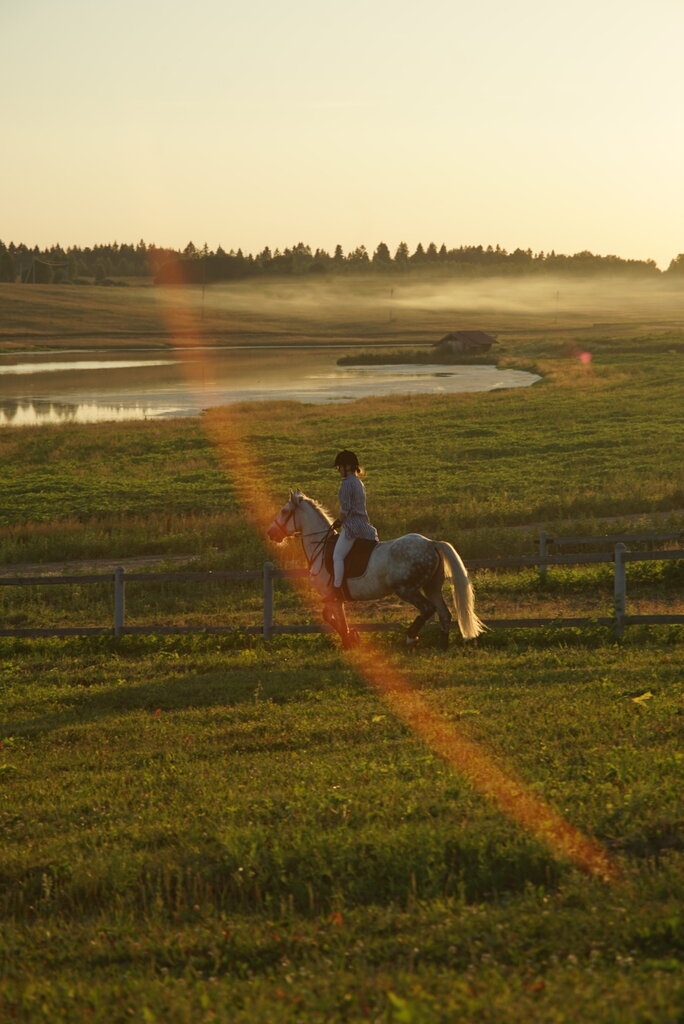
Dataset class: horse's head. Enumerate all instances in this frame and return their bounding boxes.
[267,490,302,543]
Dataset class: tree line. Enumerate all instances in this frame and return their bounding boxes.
[1,237,683,285]
[0,240,174,284]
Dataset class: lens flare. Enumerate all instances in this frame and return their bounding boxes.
[153,278,617,884]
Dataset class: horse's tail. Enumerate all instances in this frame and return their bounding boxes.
[433,541,487,640]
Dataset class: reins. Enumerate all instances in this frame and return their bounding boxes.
[304,524,336,576]
[282,500,336,576]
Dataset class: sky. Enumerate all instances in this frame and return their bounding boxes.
[2,0,683,269]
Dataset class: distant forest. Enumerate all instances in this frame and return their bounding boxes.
[1,238,683,286]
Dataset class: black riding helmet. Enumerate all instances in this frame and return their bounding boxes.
[332,449,360,471]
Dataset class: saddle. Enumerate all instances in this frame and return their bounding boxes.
[324,535,379,600]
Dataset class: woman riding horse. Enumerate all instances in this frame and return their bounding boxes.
[331,449,378,603]
[267,488,485,650]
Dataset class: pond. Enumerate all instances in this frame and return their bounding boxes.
[0,346,541,427]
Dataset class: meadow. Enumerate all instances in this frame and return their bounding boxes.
[0,278,683,1022]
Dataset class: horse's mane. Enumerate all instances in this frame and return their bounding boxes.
[299,493,333,522]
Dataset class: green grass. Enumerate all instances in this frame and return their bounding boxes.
[336,349,499,366]
[1,633,683,1022]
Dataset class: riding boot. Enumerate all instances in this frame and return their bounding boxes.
[330,585,345,604]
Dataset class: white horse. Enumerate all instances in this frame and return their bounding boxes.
[267,490,485,649]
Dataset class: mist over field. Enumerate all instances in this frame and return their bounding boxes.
[169,272,684,336]
[1,272,682,352]
[185,273,675,310]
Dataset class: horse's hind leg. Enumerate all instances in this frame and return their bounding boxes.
[395,585,436,647]
[424,568,452,650]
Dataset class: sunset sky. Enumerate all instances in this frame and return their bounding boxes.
[3,0,683,269]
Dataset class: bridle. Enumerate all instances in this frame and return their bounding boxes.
[269,499,336,575]
[268,503,297,543]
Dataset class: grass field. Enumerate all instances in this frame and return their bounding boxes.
[1,631,682,1022]
[1,279,683,1022]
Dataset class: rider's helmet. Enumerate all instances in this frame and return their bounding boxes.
[332,449,360,471]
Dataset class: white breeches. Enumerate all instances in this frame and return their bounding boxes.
[333,528,355,587]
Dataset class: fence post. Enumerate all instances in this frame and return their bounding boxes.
[263,561,274,640]
[613,543,626,637]
[539,530,548,583]
[114,566,125,638]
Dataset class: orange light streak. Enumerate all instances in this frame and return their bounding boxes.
[154,283,617,883]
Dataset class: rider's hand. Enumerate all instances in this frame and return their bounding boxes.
[332,519,342,531]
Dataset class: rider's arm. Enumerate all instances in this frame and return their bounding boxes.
[338,477,356,520]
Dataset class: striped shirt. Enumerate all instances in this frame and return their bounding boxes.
[338,474,379,542]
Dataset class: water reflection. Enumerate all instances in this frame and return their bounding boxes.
[236,363,542,403]
[0,359,173,376]
[0,347,541,427]
[0,400,183,427]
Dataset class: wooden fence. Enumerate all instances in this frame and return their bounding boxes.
[537,529,683,582]
[0,542,682,640]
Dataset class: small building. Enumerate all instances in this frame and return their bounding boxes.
[433,330,496,355]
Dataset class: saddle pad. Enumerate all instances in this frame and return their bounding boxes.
[324,535,379,596]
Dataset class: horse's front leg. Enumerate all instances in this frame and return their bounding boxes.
[322,602,338,629]
[322,597,358,648]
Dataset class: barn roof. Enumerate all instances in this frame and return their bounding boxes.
[434,330,496,347]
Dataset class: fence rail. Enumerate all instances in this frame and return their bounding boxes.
[537,528,683,582]
[0,545,682,640]
[540,530,682,548]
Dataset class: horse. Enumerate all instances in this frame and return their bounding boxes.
[267,490,485,649]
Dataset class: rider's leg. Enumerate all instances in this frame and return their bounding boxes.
[332,529,355,589]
